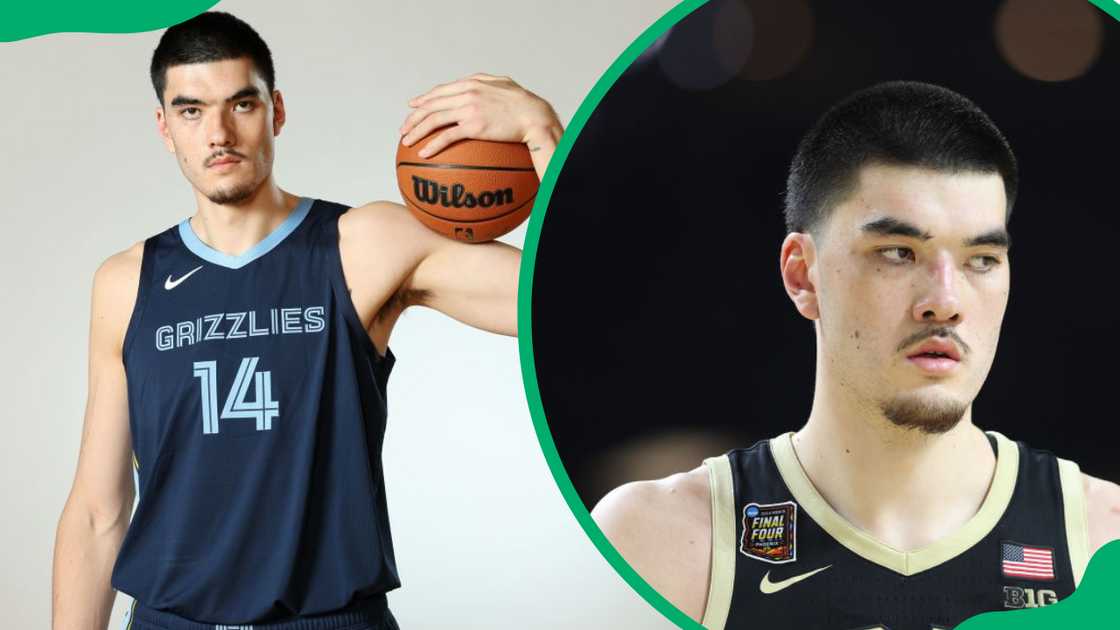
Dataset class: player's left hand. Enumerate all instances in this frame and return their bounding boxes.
[399,73,562,159]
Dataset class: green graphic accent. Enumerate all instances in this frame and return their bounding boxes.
[1,1,217,42]
[959,540,1120,629]
[516,1,709,629]
[1088,0,1120,23]
[515,0,1120,629]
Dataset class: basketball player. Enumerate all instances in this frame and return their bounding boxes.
[50,12,562,630]
[592,81,1120,629]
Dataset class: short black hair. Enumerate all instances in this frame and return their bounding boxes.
[149,11,275,106]
[784,81,1018,236]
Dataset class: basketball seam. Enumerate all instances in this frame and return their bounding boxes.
[396,161,535,172]
[402,192,538,224]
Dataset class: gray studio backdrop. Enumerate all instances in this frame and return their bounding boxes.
[0,1,678,628]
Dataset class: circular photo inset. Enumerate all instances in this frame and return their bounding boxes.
[527,0,1120,628]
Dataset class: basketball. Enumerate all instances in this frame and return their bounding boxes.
[396,130,539,242]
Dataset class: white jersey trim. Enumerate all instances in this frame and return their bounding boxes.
[1057,457,1089,587]
[769,430,1019,577]
[701,454,735,629]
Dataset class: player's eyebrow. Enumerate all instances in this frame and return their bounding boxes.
[860,217,932,240]
[859,217,1011,250]
[963,228,1011,250]
[169,86,261,108]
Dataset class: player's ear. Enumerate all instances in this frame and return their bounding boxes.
[272,89,286,135]
[155,106,175,154]
[780,232,820,320]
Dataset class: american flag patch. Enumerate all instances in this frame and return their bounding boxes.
[1001,542,1055,581]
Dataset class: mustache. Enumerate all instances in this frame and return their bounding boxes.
[897,326,970,356]
[206,150,247,166]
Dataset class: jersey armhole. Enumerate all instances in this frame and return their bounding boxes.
[327,207,395,369]
[1057,457,1090,587]
[121,237,156,361]
[701,455,735,629]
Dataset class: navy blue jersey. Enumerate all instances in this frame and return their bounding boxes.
[110,197,400,624]
[699,432,1091,629]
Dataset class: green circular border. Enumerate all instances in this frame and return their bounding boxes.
[516,1,711,628]
[516,1,1120,628]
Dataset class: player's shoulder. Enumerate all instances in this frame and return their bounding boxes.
[93,241,145,292]
[336,200,435,271]
[337,200,440,258]
[1082,472,1120,502]
[592,465,711,544]
[1082,472,1120,556]
[90,241,146,346]
[591,465,714,621]
[339,200,424,238]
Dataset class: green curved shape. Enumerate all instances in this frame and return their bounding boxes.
[1,1,218,42]
[1089,0,1120,24]
[516,1,709,628]
[959,540,1120,629]
[516,0,1120,628]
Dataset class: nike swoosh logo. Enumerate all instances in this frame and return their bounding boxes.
[759,565,832,595]
[165,265,204,290]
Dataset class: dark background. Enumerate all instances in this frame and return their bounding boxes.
[531,0,1120,507]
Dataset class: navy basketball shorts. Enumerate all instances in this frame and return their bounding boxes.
[121,594,399,630]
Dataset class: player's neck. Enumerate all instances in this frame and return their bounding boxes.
[189,179,301,258]
[794,383,996,552]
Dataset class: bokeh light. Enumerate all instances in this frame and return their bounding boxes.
[737,0,814,81]
[586,429,738,505]
[995,0,1103,82]
[657,0,753,91]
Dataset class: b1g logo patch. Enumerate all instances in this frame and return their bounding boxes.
[740,501,797,563]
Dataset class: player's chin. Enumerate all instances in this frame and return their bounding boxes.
[204,180,257,205]
[880,390,970,434]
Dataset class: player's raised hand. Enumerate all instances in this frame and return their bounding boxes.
[399,73,562,161]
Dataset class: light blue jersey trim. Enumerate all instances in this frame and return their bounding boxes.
[178,197,314,269]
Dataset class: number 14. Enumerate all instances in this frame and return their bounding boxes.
[192,357,280,434]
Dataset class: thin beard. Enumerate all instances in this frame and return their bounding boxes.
[879,395,967,435]
[206,183,255,205]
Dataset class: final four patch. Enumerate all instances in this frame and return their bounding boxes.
[740,501,797,563]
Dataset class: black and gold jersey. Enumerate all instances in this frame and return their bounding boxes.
[700,432,1089,630]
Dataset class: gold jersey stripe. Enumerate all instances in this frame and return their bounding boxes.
[701,455,735,629]
[770,430,1019,576]
[1057,457,1089,586]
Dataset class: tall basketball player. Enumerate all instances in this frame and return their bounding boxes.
[592,82,1120,629]
[50,12,562,630]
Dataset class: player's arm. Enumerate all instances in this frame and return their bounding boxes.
[340,202,522,337]
[52,244,142,630]
[591,468,713,623]
[399,73,563,180]
[343,74,563,337]
[343,75,560,339]
[1084,473,1120,557]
